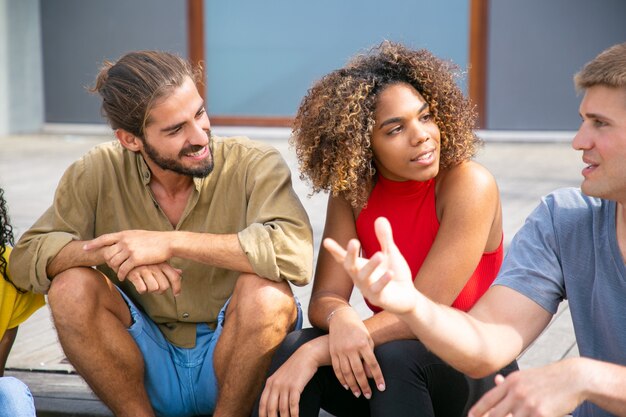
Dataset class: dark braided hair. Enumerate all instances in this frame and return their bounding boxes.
[0,187,15,284]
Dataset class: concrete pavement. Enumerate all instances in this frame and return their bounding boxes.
[0,129,583,416]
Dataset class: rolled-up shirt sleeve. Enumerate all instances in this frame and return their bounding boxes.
[10,155,96,293]
[236,147,313,286]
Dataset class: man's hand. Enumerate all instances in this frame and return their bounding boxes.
[323,217,418,315]
[126,263,183,296]
[83,230,173,279]
[469,359,585,417]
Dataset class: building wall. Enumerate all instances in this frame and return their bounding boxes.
[36,0,470,124]
[40,0,187,124]
[0,0,8,136]
[205,0,470,117]
[0,0,43,135]
[5,1,625,132]
[487,0,626,130]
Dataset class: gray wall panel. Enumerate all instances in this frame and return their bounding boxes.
[0,0,8,135]
[487,0,626,130]
[8,0,44,133]
[0,0,43,134]
[41,0,187,124]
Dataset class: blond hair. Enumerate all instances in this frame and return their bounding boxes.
[574,42,626,91]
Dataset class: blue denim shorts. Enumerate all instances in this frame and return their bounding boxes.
[0,377,36,417]
[116,289,303,417]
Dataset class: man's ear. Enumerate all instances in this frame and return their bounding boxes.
[115,129,143,152]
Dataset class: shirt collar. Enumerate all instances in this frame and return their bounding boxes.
[137,153,152,185]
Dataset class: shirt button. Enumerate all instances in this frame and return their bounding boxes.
[182,312,189,319]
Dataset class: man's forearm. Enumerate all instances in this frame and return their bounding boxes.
[397,292,523,377]
[582,358,626,416]
[308,295,416,345]
[47,240,104,278]
[365,311,417,346]
[170,231,254,274]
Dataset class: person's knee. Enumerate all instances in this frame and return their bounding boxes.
[0,376,30,397]
[375,340,422,364]
[47,267,112,326]
[273,328,325,367]
[230,273,296,328]
[375,340,435,378]
[0,377,35,414]
[48,267,100,306]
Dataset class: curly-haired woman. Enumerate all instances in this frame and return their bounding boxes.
[256,42,517,417]
[0,187,45,417]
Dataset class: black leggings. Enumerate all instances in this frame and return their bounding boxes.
[254,328,518,417]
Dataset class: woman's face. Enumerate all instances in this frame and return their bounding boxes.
[371,82,441,182]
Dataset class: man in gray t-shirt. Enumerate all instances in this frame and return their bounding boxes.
[495,188,625,417]
[324,42,626,417]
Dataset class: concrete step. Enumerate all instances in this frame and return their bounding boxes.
[6,369,336,417]
[5,370,112,417]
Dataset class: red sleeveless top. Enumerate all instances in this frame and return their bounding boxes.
[355,175,503,313]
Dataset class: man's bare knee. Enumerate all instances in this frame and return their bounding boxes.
[48,267,130,327]
[229,274,296,328]
[48,267,103,307]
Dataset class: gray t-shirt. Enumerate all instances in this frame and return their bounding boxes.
[495,187,626,417]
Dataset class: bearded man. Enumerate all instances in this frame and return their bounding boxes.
[10,50,313,417]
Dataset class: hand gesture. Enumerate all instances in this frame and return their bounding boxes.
[83,230,173,279]
[323,217,417,315]
[469,359,584,417]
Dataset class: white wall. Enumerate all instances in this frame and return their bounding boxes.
[0,0,44,135]
[0,0,9,136]
[7,0,44,133]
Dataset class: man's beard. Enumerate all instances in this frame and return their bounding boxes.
[142,132,214,178]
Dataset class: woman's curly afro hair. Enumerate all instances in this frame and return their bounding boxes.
[291,41,480,208]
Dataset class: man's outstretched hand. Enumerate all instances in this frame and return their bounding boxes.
[323,217,418,316]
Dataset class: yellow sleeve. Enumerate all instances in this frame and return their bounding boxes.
[0,248,45,339]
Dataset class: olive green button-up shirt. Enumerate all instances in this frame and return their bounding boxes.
[10,136,313,347]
